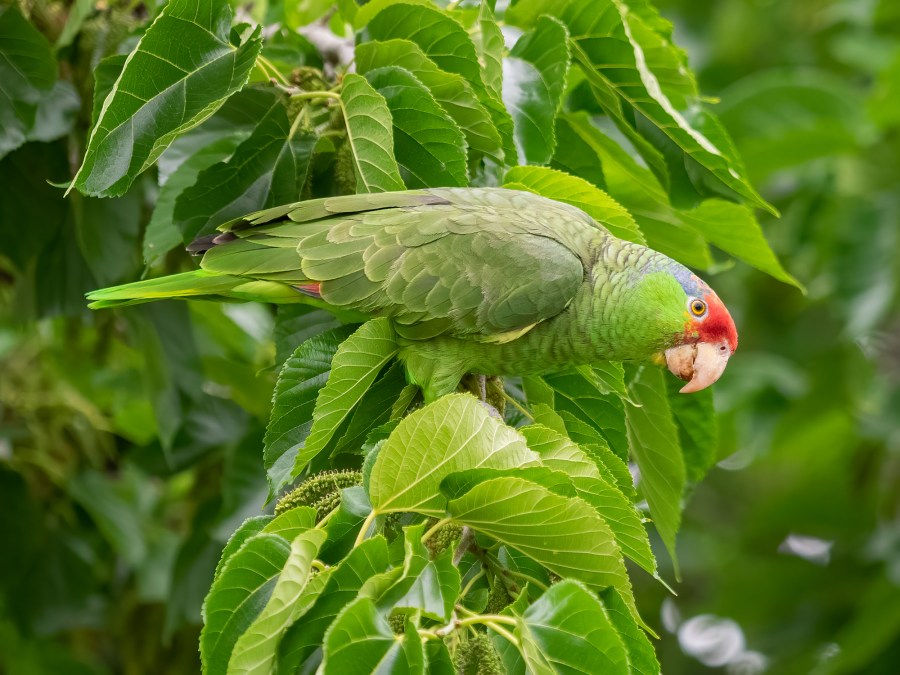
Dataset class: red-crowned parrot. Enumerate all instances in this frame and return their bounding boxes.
[87,188,738,401]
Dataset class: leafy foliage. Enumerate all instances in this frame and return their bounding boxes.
[3,0,898,674]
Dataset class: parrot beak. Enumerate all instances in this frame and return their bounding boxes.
[664,341,732,393]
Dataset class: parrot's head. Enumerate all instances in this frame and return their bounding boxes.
[631,261,738,393]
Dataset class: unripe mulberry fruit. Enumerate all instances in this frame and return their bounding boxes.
[454,633,503,675]
[425,521,463,558]
[276,469,362,520]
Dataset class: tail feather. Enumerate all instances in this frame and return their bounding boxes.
[86,271,245,309]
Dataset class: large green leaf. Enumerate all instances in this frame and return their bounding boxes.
[554,112,711,270]
[514,580,630,674]
[370,523,461,622]
[680,199,802,290]
[365,66,468,188]
[539,368,629,459]
[624,366,684,572]
[366,2,516,164]
[665,377,718,485]
[368,394,539,516]
[291,319,398,479]
[356,39,503,164]
[0,6,57,159]
[143,133,247,266]
[278,536,390,673]
[474,0,505,101]
[601,588,660,675]
[200,533,291,675]
[264,326,356,497]
[520,425,656,576]
[70,0,262,196]
[174,103,316,241]
[227,529,327,675]
[503,16,570,165]
[507,0,774,214]
[321,597,425,674]
[339,73,406,193]
[447,476,641,624]
[504,166,644,244]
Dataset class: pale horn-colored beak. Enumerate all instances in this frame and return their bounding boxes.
[664,341,732,393]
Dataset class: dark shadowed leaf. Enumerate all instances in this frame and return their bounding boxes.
[265,326,356,498]
[0,6,57,159]
[174,103,316,241]
[624,365,684,573]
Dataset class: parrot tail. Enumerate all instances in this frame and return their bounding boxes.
[87,270,257,309]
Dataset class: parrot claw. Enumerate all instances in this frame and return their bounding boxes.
[665,341,732,393]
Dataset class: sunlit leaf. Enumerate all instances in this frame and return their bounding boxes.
[369,393,539,516]
[227,529,327,675]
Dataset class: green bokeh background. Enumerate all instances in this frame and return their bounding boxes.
[2,0,899,673]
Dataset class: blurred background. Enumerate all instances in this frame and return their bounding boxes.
[1,0,898,673]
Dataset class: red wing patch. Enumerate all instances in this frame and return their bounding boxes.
[293,282,322,298]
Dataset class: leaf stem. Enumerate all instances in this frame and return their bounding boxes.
[316,505,340,528]
[257,55,291,87]
[457,614,517,629]
[485,621,520,647]
[501,391,534,421]
[460,567,486,598]
[421,517,453,544]
[502,568,549,592]
[353,510,377,547]
[290,90,342,102]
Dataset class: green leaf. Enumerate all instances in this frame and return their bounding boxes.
[370,523,461,622]
[600,587,660,675]
[365,66,468,188]
[475,0,505,101]
[90,54,127,128]
[227,529,327,675]
[278,536,390,673]
[514,580,630,674]
[540,368,629,460]
[174,103,316,241]
[261,507,318,542]
[213,516,273,581]
[520,425,656,576]
[264,326,356,498]
[321,597,425,674]
[339,73,406,193]
[447,476,641,624]
[55,0,93,50]
[0,6,57,159]
[144,132,247,266]
[503,16,570,165]
[624,365,685,573]
[680,199,803,290]
[717,69,862,181]
[70,0,263,196]
[292,319,398,479]
[356,39,503,164]
[509,0,774,214]
[284,0,333,30]
[665,377,717,485]
[200,533,290,675]
[273,306,343,367]
[28,80,80,144]
[73,189,143,287]
[504,165,644,244]
[550,115,606,189]
[366,2,516,164]
[369,393,539,516]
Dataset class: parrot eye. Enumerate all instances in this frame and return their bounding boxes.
[689,299,707,317]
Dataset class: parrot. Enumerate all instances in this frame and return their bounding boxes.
[86,188,738,401]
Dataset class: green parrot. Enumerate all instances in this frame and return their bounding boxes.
[87,188,738,401]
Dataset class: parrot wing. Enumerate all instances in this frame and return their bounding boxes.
[199,188,599,341]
